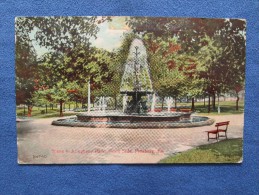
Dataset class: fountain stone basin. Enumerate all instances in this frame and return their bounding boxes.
[76,112,187,123]
[52,111,214,129]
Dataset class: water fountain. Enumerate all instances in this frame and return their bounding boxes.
[120,39,153,114]
[95,96,110,112]
[165,97,174,113]
[52,38,214,128]
[150,93,156,113]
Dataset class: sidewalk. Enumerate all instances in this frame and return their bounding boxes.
[17,114,244,164]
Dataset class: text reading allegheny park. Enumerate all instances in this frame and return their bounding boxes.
[51,148,164,154]
[32,149,165,160]
[16,16,245,164]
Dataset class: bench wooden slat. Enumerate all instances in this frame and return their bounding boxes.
[206,121,229,141]
[215,121,229,126]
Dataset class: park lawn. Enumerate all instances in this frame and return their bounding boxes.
[159,138,243,163]
[32,112,76,118]
[16,100,244,118]
[178,100,244,115]
[16,107,76,119]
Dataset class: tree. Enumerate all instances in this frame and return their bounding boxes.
[214,19,246,110]
[197,19,246,111]
[197,36,224,111]
[15,16,111,111]
[35,45,115,116]
[127,17,226,54]
[232,84,244,111]
[63,46,114,107]
[15,28,38,109]
[141,33,204,108]
[128,17,246,97]
[15,17,111,53]
[126,17,222,109]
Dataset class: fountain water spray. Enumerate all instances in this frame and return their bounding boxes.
[87,81,91,113]
[120,39,153,114]
[122,95,128,112]
[165,97,174,113]
[151,93,156,113]
[96,96,109,112]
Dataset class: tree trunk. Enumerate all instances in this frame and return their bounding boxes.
[23,104,26,116]
[59,101,63,117]
[203,95,206,108]
[114,95,117,110]
[236,95,239,111]
[174,98,177,108]
[69,104,70,111]
[191,97,195,111]
[161,97,164,110]
[217,94,220,114]
[45,104,47,114]
[208,95,211,113]
[27,105,32,117]
[212,92,216,111]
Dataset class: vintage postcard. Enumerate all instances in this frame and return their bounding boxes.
[16,16,246,164]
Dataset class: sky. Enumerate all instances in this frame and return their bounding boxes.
[32,16,130,57]
[90,17,129,51]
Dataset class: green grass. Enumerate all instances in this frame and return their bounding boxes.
[159,138,243,163]
[16,107,76,119]
[33,112,76,119]
[177,100,244,115]
[16,100,244,118]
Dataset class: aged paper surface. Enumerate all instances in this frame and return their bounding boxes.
[16,16,245,164]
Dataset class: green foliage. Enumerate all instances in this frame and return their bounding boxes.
[16,16,246,113]
[15,31,37,105]
[16,17,111,52]
[127,17,226,53]
[142,33,203,100]
[34,45,115,112]
[128,18,246,101]
[15,16,111,108]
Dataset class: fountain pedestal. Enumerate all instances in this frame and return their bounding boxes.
[121,91,152,114]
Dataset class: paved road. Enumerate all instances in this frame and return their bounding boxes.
[17,114,244,164]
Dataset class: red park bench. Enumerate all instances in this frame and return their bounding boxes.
[180,108,192,113]
[148,108,163,112]
[205,121,230,141]
[154,108,163,112]
[170,108,177,112]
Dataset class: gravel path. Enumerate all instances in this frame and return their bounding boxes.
[17,114,244,164]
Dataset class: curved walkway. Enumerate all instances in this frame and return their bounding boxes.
[17,114,244,164]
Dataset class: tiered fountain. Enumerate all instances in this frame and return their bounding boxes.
[120,39,153,114]
[52,39,214,128]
